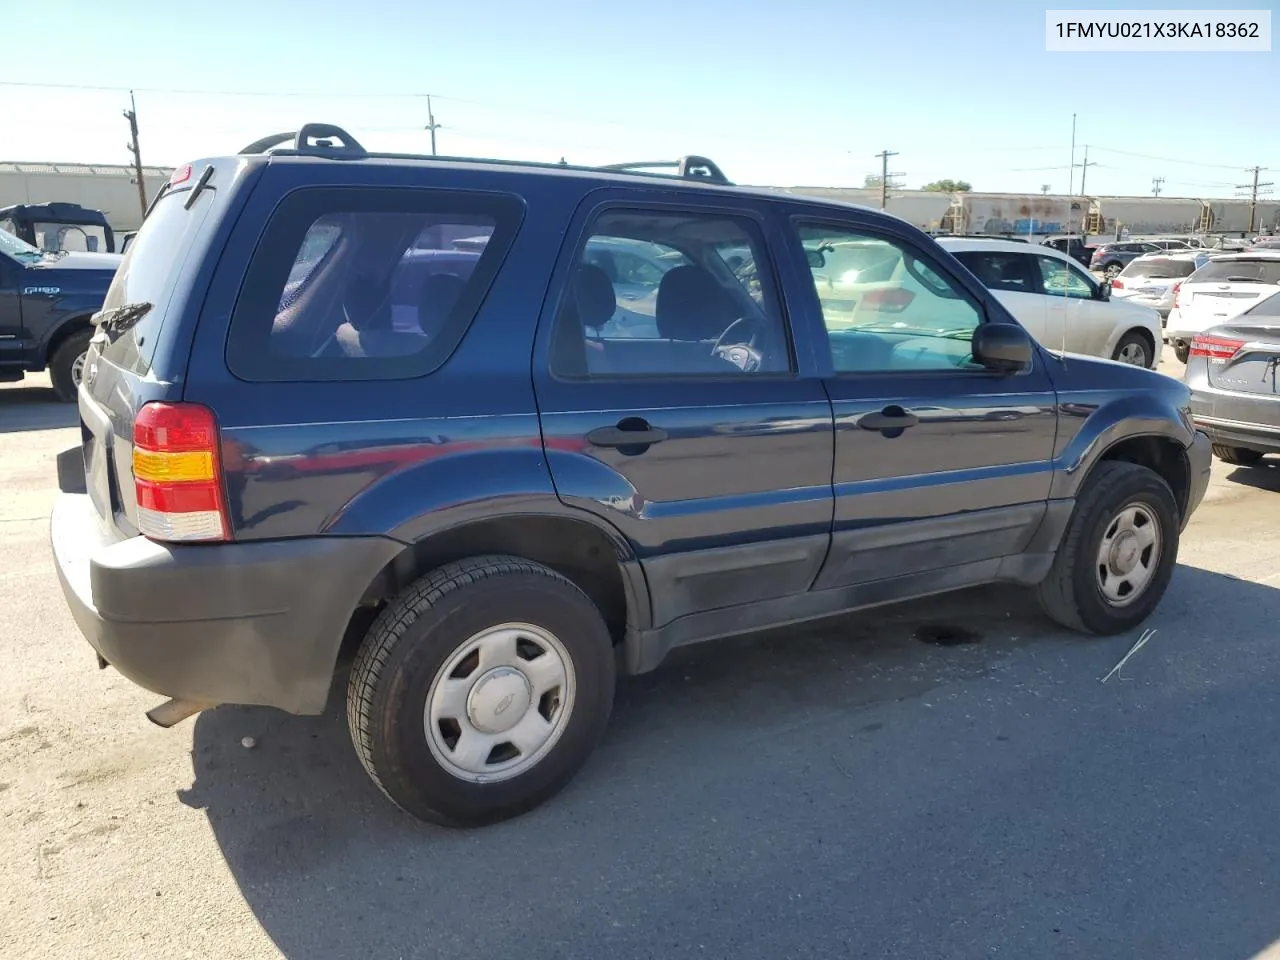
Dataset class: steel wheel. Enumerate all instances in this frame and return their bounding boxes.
[425,621,576,783]
[1095,502,1161,606]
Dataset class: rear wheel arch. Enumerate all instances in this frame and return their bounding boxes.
[346,514,644,657]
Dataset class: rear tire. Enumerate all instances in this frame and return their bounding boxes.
[49,329,92,403]
[1174,341,1190,364]
[1212,444,1264,466]
[347,555,616,827]
[1036,461,1180,635]
[1111,330,1153,368]
[1103,262,1123,279]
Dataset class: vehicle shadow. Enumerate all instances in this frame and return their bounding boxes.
[0,385,76,433]
[1222,462,1280,493]
[182,568,1280,960]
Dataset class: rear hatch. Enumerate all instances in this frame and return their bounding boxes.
[1113,257,1196,302]
[76,160,239,539]
[1176,257,1280,330]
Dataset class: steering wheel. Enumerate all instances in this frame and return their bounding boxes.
[711,317,764,373]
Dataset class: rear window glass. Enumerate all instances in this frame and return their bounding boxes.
[1246,291,1280,316]
[226,188,522,382]
[1191,259,1280,284]
[1120,258,1197,279]
[98,186,217,376]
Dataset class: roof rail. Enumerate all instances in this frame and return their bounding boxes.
[239,123,367,159]
[598,156,732,185]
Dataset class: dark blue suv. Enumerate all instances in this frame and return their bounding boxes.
[51,124,1212,827]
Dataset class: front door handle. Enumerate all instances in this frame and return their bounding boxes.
[858,408,919,431]
[586,420,669,448]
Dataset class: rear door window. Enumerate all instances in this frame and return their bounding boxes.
[952,250,1039,294]
[225,187,523,382]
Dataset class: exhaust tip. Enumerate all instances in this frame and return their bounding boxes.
[146,699,215,729]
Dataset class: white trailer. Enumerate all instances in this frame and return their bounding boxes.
[0,162,172,234]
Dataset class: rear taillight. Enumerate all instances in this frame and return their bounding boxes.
[1112,278,1124,289]
[1188,335,1245,360]
[1172,282,1183,308]
[861,288,915,312]
[132,402,229,542]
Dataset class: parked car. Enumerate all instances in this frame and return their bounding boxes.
[1164,252,1280,362]
[1090,241,1164,279]
[0,226,122,400]
[1184,289,1280,465]
[1246,238,1280,251]
[1040,235,1095,268]
[50,124,1211,828]
[939,237,1163,368]
[1110,251,1205,321]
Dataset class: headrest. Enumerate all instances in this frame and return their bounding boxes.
[656,265,739,340]
[569,263,617,330]
[418,272,467,337]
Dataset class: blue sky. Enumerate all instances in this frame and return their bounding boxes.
[2,0,1276,197]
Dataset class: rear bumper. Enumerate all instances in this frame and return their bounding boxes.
[1192,414,1280,455]
[50,492,402,715]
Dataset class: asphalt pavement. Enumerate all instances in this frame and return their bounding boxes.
[3,358,1280,960]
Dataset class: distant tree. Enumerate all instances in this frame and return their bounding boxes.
[864,174,885,189]
[922,179,972,192]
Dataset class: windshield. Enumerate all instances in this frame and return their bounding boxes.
[1190,259,1280,284]
[1120,258,1197,279]
[0,224,43,263]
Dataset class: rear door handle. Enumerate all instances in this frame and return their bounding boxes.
[586,422,669,448]
[859,409,918,431]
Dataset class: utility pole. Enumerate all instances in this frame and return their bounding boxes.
[873,149,902,210]
[123,91,147,221]
[1076,145,1097,197]
[1152,176,1165,197]
[1235,166,1274,233]
[1041,184,1051,195]
[424,95,442,156]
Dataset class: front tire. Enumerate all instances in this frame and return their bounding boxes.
[1103,262,1123,280]
[49,329,93,403]
[1036,462,1180,635]
[347,555,616,827]
[1212,444,1264,466]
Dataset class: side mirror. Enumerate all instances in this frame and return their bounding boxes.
[972,322,1033,374]
[1097,280,1111,301]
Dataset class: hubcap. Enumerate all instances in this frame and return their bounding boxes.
[71,351,87,386]
[1117,341,1147,366]
[1095,502,1161,606]
[424,622,575,783]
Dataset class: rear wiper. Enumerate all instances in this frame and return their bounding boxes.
[93,302,153,338]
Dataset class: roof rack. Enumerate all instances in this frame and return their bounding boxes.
[235,123,733,184]
[598,156,732,185]
[239,123,368,158]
